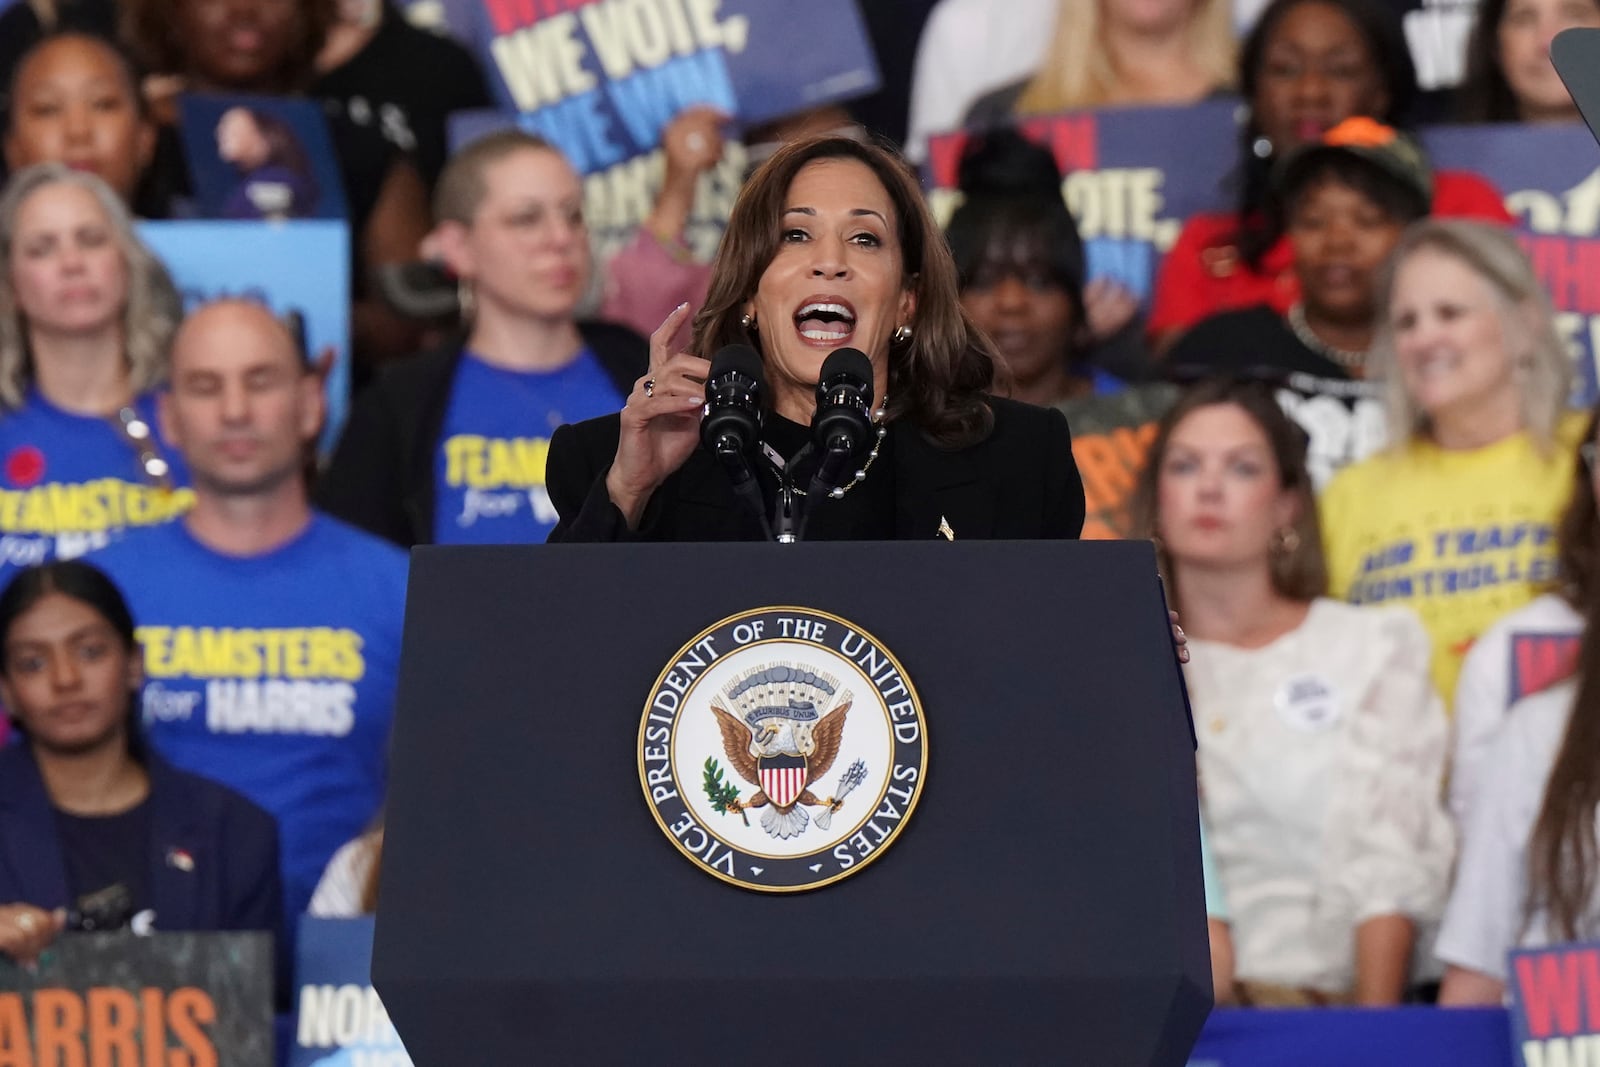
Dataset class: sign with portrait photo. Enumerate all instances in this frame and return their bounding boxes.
[177,94,350,222]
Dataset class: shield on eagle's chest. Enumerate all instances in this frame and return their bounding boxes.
[758,753,808,808]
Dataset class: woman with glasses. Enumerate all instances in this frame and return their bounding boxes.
[0,164,189,581]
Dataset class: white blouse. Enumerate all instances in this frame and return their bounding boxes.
[1186,598,1455,992]
[1450,593,1583,828]
[1437,678,1600,980]
[308,831,382,919]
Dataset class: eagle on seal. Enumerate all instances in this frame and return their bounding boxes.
[711,697,852,840]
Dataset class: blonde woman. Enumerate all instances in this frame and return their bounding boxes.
[964,0,1236,124]
[0,163,189,572]
[1321,219,1583,702]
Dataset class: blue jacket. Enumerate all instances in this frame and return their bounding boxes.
[0,743,282,936]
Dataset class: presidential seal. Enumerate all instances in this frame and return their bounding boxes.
[639,607,928,892]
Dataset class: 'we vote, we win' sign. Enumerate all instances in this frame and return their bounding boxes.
[443,0,880,173]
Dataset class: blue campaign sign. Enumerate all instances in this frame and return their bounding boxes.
[1189,1007,1514,1067]
[1422,122,1600,406]
[930,105,1600,406]
[137,220,352,455]
[925,98,1242,303]
[449,108,747,263]
[440,0,878,175]
[292,918,413,1067]
[1507,941,1600,1067]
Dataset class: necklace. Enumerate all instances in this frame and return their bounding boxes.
[825,418,888,499]
[760,399,889,499]
[1286,303,1368,372]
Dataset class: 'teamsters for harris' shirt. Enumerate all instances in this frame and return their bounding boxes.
[0,389,191,576]
[88,512,408,917]
[433,349,626,544]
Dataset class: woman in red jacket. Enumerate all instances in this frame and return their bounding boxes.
[1149,0,1511,350]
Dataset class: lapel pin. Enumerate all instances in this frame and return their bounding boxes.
[166,848,194,873]
[937,516,955,541]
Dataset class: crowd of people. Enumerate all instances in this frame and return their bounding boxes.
[0,0,1598,1030]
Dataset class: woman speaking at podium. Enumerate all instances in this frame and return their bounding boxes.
[546,136,1086,543]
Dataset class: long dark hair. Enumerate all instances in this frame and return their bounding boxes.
[1556,407,1600,609]
[1130,378,1328,615]
[0,560,143,753]
[1455,0,1600,122]
[1458,0,1518,122]
[692,135,998,449]
[1527,573,1600,940]
[1235,0,1416,269]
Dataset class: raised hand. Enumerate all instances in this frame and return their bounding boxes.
[605,303,711,528]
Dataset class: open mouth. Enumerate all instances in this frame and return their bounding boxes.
[794,298,856,344]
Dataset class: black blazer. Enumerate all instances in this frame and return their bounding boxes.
[0,744,281,933]
[316,321,648,548]
[546,396,1086,541]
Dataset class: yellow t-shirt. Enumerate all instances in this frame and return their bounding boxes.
[1321,413,1585,702]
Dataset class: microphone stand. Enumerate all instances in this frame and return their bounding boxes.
[712,434,775,542]
[770,442,813,544]
[796,437,856,543]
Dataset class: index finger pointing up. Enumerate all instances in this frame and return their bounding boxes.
[649,302,694,370]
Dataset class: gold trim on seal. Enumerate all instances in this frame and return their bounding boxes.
[637,605,929,893]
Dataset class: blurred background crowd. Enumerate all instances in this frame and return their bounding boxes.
[0,0,1598,1027]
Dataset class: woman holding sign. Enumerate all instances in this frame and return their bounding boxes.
[545,135,1087,543]
[0,560,281,965]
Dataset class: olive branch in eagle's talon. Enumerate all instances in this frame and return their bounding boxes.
[702,757,749,826]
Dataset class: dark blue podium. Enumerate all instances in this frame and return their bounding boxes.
[372,540,1210,1064]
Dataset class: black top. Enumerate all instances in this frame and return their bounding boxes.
[754,411,899,541]
[54,799,153,931]
[311,4,492,191]
[316,321,649,548]
[546,395,1086,543]
[1164,304,1388,487]
[1166,304,1355,381]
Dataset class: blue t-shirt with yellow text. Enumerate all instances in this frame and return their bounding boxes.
[434,350,625,544]
[0,389,191,583]
[88,513,408,917]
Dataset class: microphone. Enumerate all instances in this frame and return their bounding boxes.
[811,347,874,475]
[700,344,773,540]
[700,344,764,458]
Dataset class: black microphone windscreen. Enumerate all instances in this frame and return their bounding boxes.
[709,343,765,383]
[819,348,873,396]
